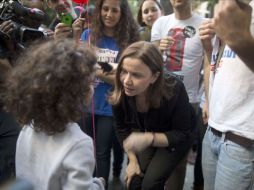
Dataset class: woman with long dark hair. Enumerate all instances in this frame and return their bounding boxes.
[80,0,139,187]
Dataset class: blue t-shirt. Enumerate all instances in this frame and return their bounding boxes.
[81,29,119,116]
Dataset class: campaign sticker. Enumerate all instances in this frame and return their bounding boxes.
[183,26,196,38]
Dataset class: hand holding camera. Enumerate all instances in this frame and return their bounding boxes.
[0,20,15,39]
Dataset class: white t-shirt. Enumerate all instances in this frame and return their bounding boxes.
[16,123,104,190]
[151,13,205,103]
[208,1,254,140]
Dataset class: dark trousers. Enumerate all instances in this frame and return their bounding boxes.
[129,142,191,190]
[78,114,123,184]
[112,131,124,177]
[0,110,20,184]
[193,107,207,187]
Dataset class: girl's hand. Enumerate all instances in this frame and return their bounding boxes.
[125,160,142,189]
[123,132,153,153]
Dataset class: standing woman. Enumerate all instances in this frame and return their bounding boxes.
[80,0,139,187]
[137,0,163,41]
[109,41,193,190]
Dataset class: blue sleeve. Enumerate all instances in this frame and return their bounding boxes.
[81,29,90,42]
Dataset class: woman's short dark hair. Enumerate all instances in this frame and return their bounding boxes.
[91,0,140,51]
[4,39,96,135]
[137,0,162,27]
[109,41,172,108]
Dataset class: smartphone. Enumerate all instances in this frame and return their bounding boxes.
[59,13,74,27]
[97,61,113,72]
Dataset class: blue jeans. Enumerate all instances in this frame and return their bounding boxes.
[202,127,254,190]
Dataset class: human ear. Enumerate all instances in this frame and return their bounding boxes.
[151,71,160,84]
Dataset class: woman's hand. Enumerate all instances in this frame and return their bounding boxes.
[72,18,85,42]
[123,132,153,153]
[125,159,142,189]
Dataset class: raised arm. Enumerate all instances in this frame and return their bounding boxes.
[199,19,216,121]
[211,0,254,72]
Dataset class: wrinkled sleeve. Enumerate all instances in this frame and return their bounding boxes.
[112,103,132,146]
[164,82,193,149]
[80,29,90,42]
[62,138,104,190]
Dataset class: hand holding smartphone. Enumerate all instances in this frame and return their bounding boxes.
[97,62,113,73]
[59,13,74,27]
[54,0,77,26]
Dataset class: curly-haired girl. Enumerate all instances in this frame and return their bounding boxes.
[4,39,105,190]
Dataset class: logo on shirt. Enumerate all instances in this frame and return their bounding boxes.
[183,26,196,38]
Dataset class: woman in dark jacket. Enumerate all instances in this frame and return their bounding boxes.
[108,41,193,190]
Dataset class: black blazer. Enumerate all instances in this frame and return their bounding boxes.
[112,77,193,151]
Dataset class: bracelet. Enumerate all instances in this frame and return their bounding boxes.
[150,132,155,147]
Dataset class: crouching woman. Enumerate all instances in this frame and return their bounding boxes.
[108,41,193,190]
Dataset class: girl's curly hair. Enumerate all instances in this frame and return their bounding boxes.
[91,0,140,51]
[4,39,97,135]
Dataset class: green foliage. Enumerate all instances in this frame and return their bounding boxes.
[128,0,139,19]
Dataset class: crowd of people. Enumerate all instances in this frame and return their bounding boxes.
[0,0,253,189]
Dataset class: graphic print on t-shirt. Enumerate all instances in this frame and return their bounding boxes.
[93,48,118,87]
[164,26,196,72]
